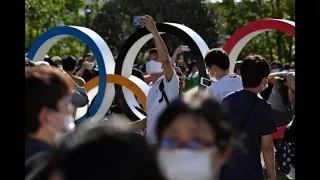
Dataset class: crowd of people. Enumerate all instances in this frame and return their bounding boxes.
[25,15,295,180]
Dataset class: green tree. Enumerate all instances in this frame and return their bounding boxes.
[25,0,87,57]
[91,0,220,63]
[210,0,295,64]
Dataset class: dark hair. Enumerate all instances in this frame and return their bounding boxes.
[204,48,230,70]
[62,55,77,71]
[156,91,232,151]
[43,57,57,67]
[148,48,158,55]
[283,63,291,71]
[270,60,283,69]
[83,53,93,60]
[240,55,270,88]
[234,61,242,73]
[25,67,73,135]
[48,125,165,180]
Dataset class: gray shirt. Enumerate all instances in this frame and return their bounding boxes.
[268,85,287,112]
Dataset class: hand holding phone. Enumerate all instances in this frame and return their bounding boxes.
[200,77,212,87]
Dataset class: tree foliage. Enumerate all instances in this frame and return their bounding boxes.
[211,0,295,63]
[25,0,295,64]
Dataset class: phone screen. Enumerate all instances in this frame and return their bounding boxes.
[133,16,142,26]
[200,77,212,87]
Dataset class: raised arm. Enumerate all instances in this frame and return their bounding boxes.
[171,45,183,66]
[141,15,174,80]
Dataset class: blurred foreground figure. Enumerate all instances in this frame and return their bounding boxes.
[25,67,75,161]
[156,91,236,180]
[27,122,166,180]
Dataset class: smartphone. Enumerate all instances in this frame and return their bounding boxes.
[181,45,190,52]
[133,16,142,26]
[200,77,212,87]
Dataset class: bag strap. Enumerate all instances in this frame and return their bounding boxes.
[238,98,261,131]
[158,79,170,106]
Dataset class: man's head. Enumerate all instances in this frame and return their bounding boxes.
[83,53,94,62]
[234,61,242,76]
[241,55,270,93]
[62,56,77,73]
[176,60,188,75]
[52,56,62,67]
[270,60,283,73]
[204,48,230,79]
[188,60,198,73]
[145,48,163,78]
[25,67,74,145]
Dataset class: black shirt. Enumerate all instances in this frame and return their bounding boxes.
[220,90,277,180]
[82,68,99,82]
[25,138,51,161]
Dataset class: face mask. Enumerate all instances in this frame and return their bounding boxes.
[146,60,162,75]
[86,62,95,70]
[51,114,75,145]
[57,65,62,69]
[157,148,215,180]
[270,68,281,73]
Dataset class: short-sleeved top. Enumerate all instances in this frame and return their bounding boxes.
[146,71,179,145]
[208,73,243,102]
[220,90,277,180]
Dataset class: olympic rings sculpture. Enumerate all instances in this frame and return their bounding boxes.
[27,19,295,126]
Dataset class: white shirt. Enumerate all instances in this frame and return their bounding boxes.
[146,72,179,145]
[208,73,243,102]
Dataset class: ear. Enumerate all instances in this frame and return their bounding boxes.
[38,107,50,126]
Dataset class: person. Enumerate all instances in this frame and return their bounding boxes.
[185,60,200,91]
[156,91,234,180]
[260,60,283,100]
[220,55,277,180]
[51,56,62,68]
[267,70,295,127]
[233,61,242,76]
[76,53,98,82]
[174,67,186,94]
[34,122,166,180]
[205,48,243,102]
[62,55,86,87]
[130,15,179,146]
[25,67,75,161]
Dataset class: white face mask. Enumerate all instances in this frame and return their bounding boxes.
[157,148,214,180]
[146,60,162,75]
[86,62,95,70]
[57,65,63,69]
[270,68,281,73]
[53,115,75,145]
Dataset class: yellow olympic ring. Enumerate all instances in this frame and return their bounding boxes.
[74,74,147,118]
